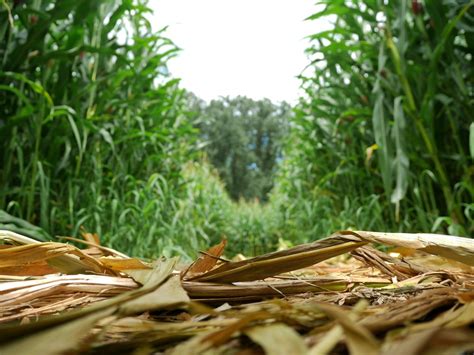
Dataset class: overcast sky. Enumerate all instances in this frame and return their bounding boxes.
[149,0,320,103]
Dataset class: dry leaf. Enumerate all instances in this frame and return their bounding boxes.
[183,239,227,280]
[188,233,367,283]
[245,323,307,355]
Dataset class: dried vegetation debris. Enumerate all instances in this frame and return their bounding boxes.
[0,229,473,354]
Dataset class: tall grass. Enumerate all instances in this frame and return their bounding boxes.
[0,0,282,259]
[1,0,471,261]
[169,160,281,258]
[272,0,474,239]
[0,0,200,256]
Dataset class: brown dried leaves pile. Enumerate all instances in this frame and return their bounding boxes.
[0,229,473,354]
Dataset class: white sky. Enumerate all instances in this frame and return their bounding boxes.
[149,0,320,103]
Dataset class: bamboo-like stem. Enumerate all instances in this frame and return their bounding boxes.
[385,32,462,223]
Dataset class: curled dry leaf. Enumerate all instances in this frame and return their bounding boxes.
[183,239,227,279]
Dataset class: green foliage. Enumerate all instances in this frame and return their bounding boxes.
[1,0,471,261]
[156,160,280,258]
[0,0,280,259]
[192,96,291,201]
[0,209,52,241]
[272,0,474,239]
[0,0,198,256]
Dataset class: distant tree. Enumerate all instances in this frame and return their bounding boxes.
[192,96,291,201]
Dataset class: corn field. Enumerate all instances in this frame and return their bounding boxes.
[273,0,474,243]
[1,0,473,258]
[1,0,474,353]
